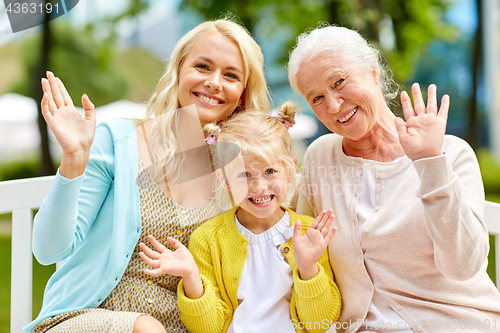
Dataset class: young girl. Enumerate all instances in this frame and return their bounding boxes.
[139,103,342,333]
[28,18,270,333]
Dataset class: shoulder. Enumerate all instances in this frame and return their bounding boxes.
[95,119,137,143]
[286,207,315,229]
[190,210,234,245]
[303,133,341,162]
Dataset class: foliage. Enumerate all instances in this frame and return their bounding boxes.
[477,148,500,195]
[0,154,41,181]
[10,22,127,108]
[181,0,458,84]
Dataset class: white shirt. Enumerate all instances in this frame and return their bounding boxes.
[358,160,414,333]
[227,212,296,333]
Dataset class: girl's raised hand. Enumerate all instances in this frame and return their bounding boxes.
[395,83,449,161]
[139,235,197,278]
[41,72,95,178]
[293,209,336,281]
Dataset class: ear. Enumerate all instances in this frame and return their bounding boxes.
[372,66,380,85]
[215,169,230,191]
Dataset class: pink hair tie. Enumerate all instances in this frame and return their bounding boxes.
[275,115,293,130]
[205,129,221,144]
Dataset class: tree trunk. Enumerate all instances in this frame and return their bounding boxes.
[467,0,483,149]
[34,2,55,175]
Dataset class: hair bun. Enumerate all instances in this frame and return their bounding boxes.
[277,101,298,126]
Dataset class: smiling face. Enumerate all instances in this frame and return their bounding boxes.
[225,156,290,227]
[296,52,386,141]
[177,32,246,126]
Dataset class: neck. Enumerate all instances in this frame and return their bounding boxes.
[342,106,405,162]
[236,207,286,235]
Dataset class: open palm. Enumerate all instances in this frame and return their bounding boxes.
[395,83,449,161]
[139,235,197,278]
[293,209,336,277]
[41,71,95,155]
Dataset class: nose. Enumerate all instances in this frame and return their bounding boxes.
[326,93,343,114]
[204,72,222,92]
[251,176,269,193]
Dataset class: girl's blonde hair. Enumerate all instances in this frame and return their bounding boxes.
[139,18,270,184]
[206,101,298,185]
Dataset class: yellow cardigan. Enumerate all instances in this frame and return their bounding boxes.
[177,206,341,333]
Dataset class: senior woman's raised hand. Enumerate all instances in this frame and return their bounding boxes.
[395,83,450,161]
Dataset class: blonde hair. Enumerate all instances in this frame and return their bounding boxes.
[139,18,270,184]
[206,101,298,185]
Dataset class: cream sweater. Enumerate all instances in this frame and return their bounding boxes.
[291,133,500,333]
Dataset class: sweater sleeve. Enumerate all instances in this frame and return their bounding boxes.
[177,226,232,333]
[413,138,487,281]
[32,123,115,265]
[292,249,341,333]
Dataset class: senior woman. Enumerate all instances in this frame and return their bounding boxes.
[288,25,500,333]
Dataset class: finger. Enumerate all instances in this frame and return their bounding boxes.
[426,84,438,114]
[56,77,74,106]
[40,93,53,121]
[438,94,450,121]
[139,242,161,260]
[293,220,302,240]
[411,83,426,115]
[144,268,164,276]
[317,209,332,232]
[322,213,335,237]
[139,251,159,268]
[81,93,96,122]
[148,235,167,253]
[400,91,415,121]
[310,211,325,230]
[46,71,65,108]
[324,226,337,244]
[394,117,407,139]
[166,237,186,251]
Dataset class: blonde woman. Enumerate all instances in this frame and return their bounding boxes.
[28,19,270,333]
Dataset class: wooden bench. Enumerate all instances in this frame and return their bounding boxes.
[1,175,499,332]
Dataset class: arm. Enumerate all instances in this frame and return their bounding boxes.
[33,73,116,265]
[176,226,232,333]
[396,83,488,280]
[292,212,341,332]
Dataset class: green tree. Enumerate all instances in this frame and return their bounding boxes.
[181,0,457,89]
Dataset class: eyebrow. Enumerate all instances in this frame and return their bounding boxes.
[196,56,243,74]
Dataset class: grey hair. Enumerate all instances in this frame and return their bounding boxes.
[288,24,399,104]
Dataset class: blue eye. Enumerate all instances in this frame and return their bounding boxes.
[225,72,240,80]
[265,169,277,175]
[239,172,250,178]
[335,78,345,86]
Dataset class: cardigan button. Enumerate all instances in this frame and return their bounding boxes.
[283,247,290,253]
[362,228,368,234]
[375,206,380,212]
[396,305,402,311]
[376,173,382,180]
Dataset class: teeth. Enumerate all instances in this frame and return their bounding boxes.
[198,94,221,104]
[338,107,358,123]
[250,195,272,204]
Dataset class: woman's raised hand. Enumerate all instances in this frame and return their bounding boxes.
[293,209,336,281]
[41,71,95,178]
[395,83,449,161]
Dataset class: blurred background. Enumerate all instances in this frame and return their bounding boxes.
[0,0,499,331]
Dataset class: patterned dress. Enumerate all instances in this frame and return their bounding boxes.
[33,157,219,332]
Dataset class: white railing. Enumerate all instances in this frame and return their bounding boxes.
[0,176,499,332]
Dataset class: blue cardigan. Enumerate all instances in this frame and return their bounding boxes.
[26,119,141,332]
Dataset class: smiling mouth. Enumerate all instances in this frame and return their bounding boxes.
[249,195,274,204]
[338,107,358,123]
[195,93,223,104]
